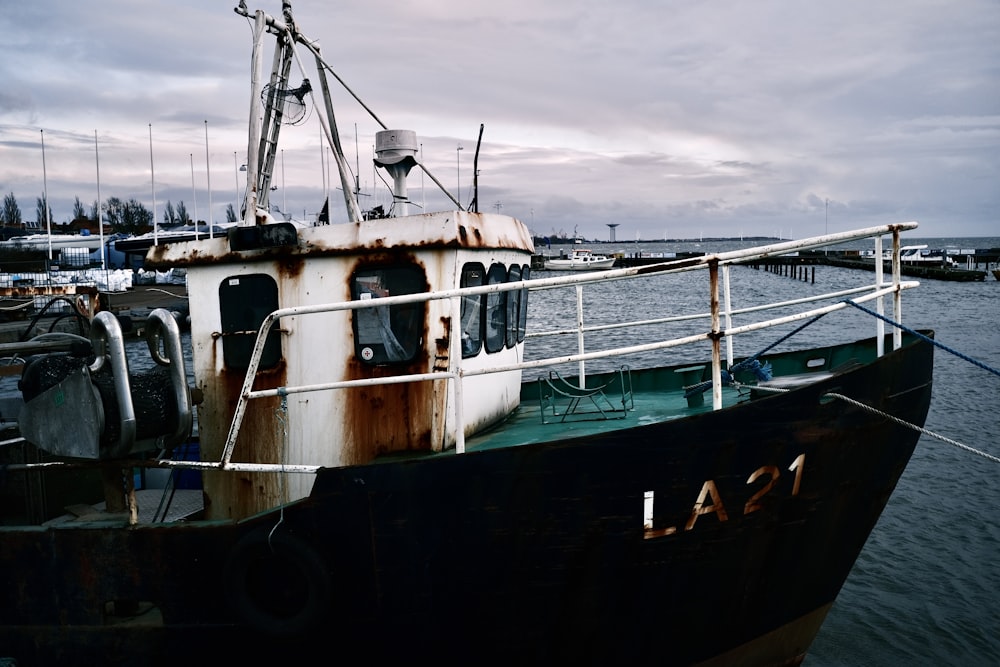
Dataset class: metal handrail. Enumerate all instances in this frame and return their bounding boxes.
[5,224,917,474]
[220,224,915,463]
[527,283,899,338]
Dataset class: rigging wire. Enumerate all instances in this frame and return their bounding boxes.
[843,299,1000,378]
[744,298,1000,464]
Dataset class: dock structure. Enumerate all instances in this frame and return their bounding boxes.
[737,248,996,282]
[807,255,987,282]
[0,283,189,345]
[535,248,1000,282]
[97,284,188,315]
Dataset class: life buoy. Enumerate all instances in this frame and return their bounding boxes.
[224,527,331,636]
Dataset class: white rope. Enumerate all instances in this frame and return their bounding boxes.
[825,392,1000,464]
[750,385,999,464]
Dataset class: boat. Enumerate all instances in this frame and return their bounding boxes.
[0,4,935,665]
[993,268,1000,281]
[862,244,958,266]
[894,244,957,267]
[110,223,238,259]
[544,248,617,270]
[0,231,105,252]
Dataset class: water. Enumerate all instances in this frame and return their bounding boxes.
[803,249,1000,666]
[527,236,1000,666]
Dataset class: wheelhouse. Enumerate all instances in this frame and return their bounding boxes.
[148,211,533,518]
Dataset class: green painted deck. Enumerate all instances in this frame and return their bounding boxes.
[464,333,893,453]
[465,380,721,451]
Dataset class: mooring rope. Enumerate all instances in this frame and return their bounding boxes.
[752,299,1000,462]
[826,392,1000,464]
[752,384,1000,464]
[843,299,1000,378]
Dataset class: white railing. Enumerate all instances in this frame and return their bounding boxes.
[3,223,919,474]
[219,223,917,465]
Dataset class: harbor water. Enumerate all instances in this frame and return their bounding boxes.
[527,236,1000,666]
[112,235,999,665]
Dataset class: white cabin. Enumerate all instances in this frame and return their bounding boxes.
[148,211,533,518]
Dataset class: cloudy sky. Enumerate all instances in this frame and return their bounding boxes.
[1,0,997,242]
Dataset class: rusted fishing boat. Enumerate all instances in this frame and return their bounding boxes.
[0,4,934,665]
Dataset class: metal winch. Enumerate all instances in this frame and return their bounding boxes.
[18,309,193,459]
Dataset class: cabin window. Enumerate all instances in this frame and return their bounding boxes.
[219,273,281,370]
[484,263,507,353]
[460,263,484,358]
[505,264,521,349]
[351,266,426,364]
[518,264,530,343]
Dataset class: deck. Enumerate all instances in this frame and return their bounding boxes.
[464,333,882,453]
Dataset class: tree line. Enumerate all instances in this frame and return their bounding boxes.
[1,192,239,237]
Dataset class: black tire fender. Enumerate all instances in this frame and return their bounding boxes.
[224,526,331,636]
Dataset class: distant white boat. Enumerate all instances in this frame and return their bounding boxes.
[860,244,959,267]
[899,245,958,266]
[0,232,105,251]
[544,248,616,271]
[874,244,958,267]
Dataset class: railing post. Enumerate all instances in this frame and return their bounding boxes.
[449,294,466,454]
[709,261,723,410]
[875,235,885,357]
[892,229,902,350]
[576,284,586,388]
[723,264,734,368]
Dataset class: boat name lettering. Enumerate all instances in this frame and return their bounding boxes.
[642,453,805,539]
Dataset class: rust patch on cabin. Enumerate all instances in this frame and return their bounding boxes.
[144,244,172,266]
[275,253,306,280]
[434,316,451,372]
[342,371,437,464]
[339,253,449,464]
[145,212,532,270]
[200,358,287,521]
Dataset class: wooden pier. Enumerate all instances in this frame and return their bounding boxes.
[741,250,993,282]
